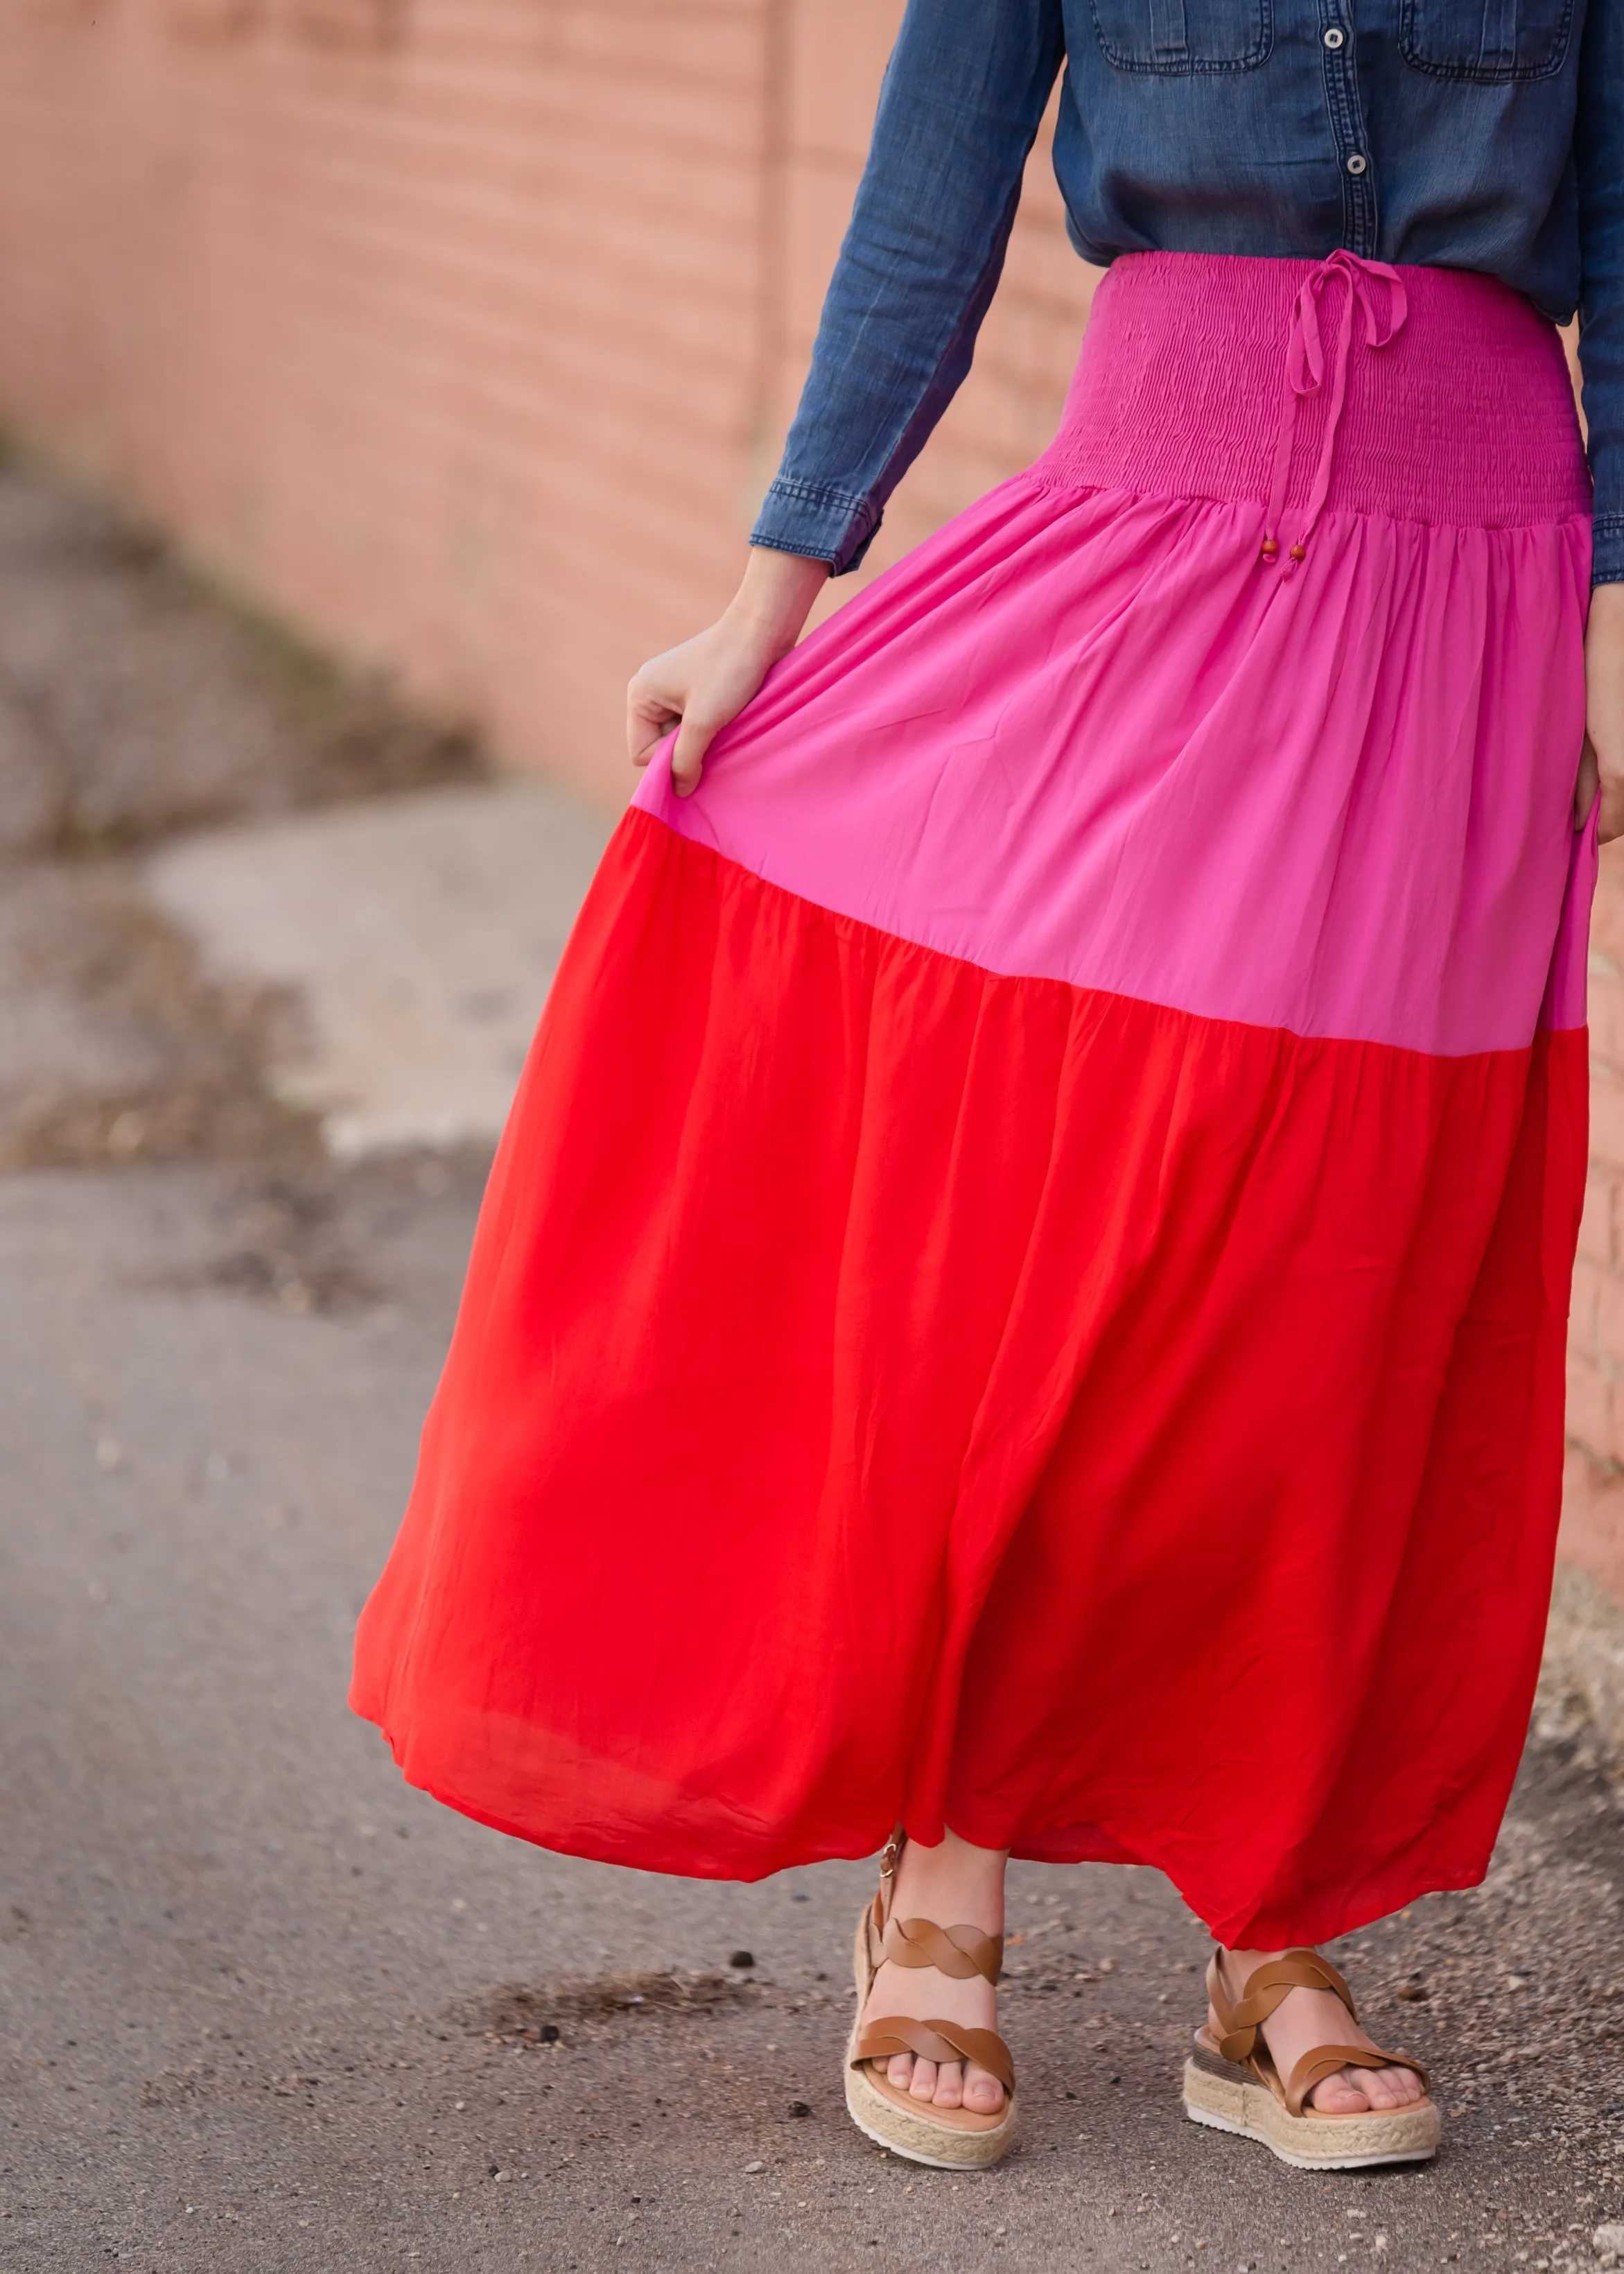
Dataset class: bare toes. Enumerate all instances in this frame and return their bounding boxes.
[1309,2072,1372,2114]
[908,2058,941,2103]
[884,2052,914,2091]
[930,2060,966,2109]
[963,2065,1005,2115]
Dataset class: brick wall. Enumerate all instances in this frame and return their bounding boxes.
[0,0,1093,802]
[0,0,1617,1624]
[0,0,788,805]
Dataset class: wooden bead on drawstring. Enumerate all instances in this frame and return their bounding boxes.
[1259,537,1279,559]
[1289,543,1307,560]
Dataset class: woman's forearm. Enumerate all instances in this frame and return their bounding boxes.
[751,0,1065,578]
[727,547,834,652]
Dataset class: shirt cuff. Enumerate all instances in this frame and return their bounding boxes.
[1595,514,1624,586]
[750,476,882,577]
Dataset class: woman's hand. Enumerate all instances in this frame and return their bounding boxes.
[1579,581,1624,840]
[627,548,831,799]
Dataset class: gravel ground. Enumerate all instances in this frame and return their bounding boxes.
[0,449,1620,2274]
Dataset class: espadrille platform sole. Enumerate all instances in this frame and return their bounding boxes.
[1182,2046,1441,2170]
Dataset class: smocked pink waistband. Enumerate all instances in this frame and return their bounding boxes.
[1033,251,1591,532]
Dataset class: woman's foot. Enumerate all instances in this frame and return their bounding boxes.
[859,1832,1009,2115]
[1214,1947,1428,2113]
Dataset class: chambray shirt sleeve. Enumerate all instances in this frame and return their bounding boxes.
[751,0,1067,574]
[1578,0,1624,582]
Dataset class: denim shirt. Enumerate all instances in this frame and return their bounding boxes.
[751,0,1624,582]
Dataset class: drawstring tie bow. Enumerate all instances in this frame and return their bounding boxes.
[1261,250,1408,573]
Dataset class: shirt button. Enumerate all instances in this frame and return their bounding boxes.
[1322,23,1346,44]
[1345,151,1369,175]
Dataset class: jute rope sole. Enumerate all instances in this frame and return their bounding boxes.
[842,2062,1014,2170]
[1182,2051,1441,2171]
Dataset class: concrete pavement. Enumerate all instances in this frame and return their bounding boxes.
[146,786,613,1159]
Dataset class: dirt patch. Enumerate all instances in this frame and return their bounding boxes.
[461,1972,761,2046]
[1539,1563,1624,1781]
[0,445,499,1173]
[137,1170,382,1315]
[0,446,483,858]
[0,857,320,1172]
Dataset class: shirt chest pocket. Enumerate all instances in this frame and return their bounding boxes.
[1089,0,1273,69]
[1399,0,1573,78]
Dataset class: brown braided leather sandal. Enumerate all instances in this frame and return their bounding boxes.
[844,1835,1016,2169]
[1183,1948,1440,2170]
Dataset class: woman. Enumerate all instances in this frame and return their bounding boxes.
[353,0,1624,2174]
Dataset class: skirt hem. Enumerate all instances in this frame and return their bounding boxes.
[360,1707,1496,1950]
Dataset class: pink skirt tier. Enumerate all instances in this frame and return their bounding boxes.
[640,254,1594,1057]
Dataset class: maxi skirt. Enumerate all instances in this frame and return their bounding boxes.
[351,251,1598,1950]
